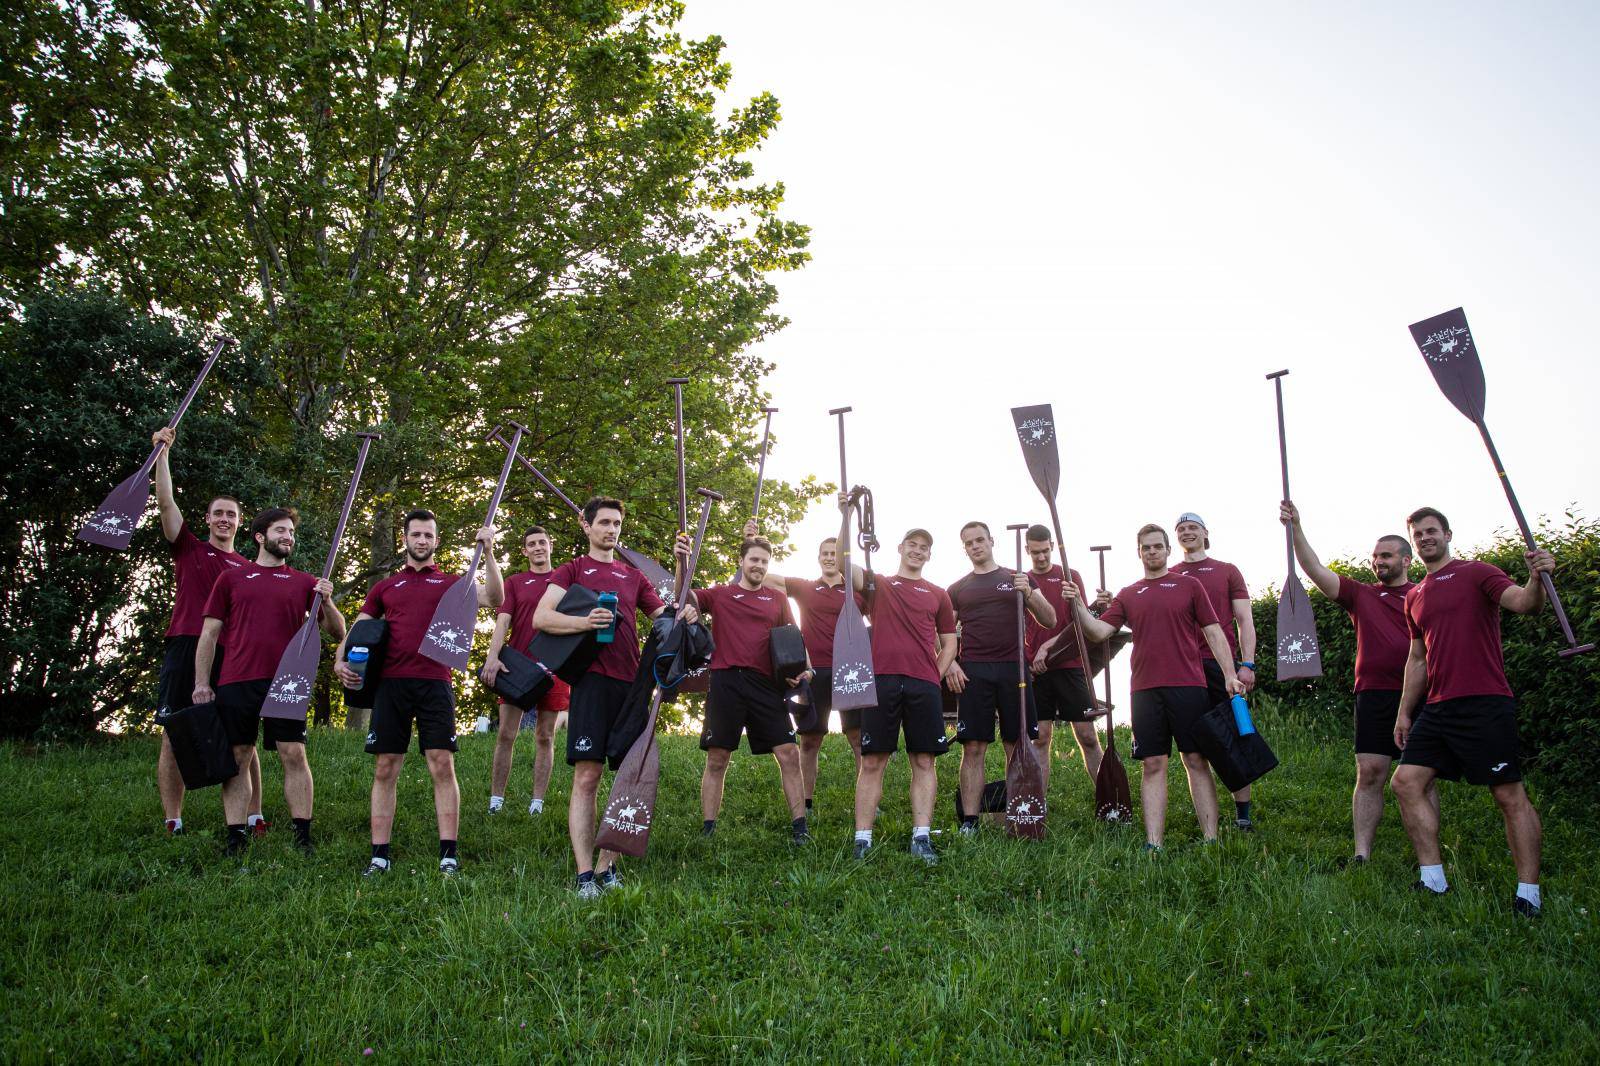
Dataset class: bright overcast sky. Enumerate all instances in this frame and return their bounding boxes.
[678,1,1597,610]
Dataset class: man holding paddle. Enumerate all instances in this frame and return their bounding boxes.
[336,509,502,877]
[194,508,344,856]
[690,534,814,843]
[947,522,1055,835]
[533,496,692,897]
[1390,507,1554,916]
[481,525,570,817]
[1170,513,1260,831]
[1068,524,1243,848]
[1024,524,1109,789]
[1279,501,1438,865]
[149,426,261,837]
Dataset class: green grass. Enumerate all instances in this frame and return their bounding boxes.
[2,709,1596,1064]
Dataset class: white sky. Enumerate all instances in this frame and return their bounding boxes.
[678,2,1596,628]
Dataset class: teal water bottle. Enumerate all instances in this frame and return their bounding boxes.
[347,646,370,684]
[596,591,619,643]
[1231,693,1255,736]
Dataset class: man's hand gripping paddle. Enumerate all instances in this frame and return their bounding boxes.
[1090,544,1133,824]
[77,336,233,549]
[1267,371,1324,680]
[262,431,381,720]
[1005,524,1047,840]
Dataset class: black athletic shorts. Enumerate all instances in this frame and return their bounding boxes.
[1202,658,1232,708]
[702,668,796,754]
[566,673,631,766]
[793,666,834,736]
[366,678,459,755]
[1034,666,1096,723]
[157,636,223,722]
[859,674,950,756]
[215,678,308,750]
[1354,689,1404,760]
[1400,695,1521,786]
[953,660,1038,744]
[1128,685,1210,760]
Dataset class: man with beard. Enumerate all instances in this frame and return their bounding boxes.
[846,528,957,863]
[1280,500,1438,865]
[533,497,694,897]
[1170,513,1259,831]
[1066,524,1244,849]
[481,525,570,817]
[1023,524,1110,790]
[1391,507,1554,916]
[692,535,814,843]
[336,509,502,877]
[946,522,1056,835]
[193,508,344,856]
[149,426,260,836]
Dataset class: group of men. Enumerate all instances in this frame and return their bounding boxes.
[148,426,1557,914]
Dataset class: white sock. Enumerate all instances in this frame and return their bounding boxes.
[488,795,504,810]
[1517,882,1541,908]
[166,818,183,831]
[912,826,930,841]
[528,798,544,814]
[855,829,872,844]
[246,813,263,827]
[1420,864,1448,892]
[370,857,390,870]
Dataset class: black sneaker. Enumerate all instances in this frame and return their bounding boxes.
[910,836,938,866]
[701,821,717,839]
[1512,896,1541,918]
[852,839,871,860]
[1234,817,1256,833]
[363,858,390,878]
[598,867,623,892]
[792,824,812,845]
[1411,880,1450,895]
[223,831,250,857]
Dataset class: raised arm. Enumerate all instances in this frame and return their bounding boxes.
[1019,571,1056,629]
[1279,500,1339,599]
[1498,550,1554,615]
[1064,584,1116,644]
[314,579,346,639]
[152,427,183,543]
[476,527,504,608]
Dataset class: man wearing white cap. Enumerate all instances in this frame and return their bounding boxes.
[1170,512,1260,831]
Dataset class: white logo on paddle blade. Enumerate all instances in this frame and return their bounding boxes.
[425,622,470,655]
[267,674,312,704]
[1419,324,1473,364]
[1017,417,1055,447]
[834,660,874,695]
[1277,632,1319,664]
[1007,793,1046,827]
[602,793,651,836]
[82,509,136,538]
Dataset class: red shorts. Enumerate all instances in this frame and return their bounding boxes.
[500,677,570,716]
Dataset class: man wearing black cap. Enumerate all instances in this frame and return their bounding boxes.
[1170,512,1259,831]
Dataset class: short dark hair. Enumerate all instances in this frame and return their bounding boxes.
[1378,534,1413,558]
[1406,506,1450,533]
[1025,524,1051,543]
[522,525,549,542]
[250,507,298,541]
[1136,523,1169,549]
[206,495,242,514]
[402,508,437,534]
[582,496,625,524]
[740,536,774,560]
[819,537,838,550]
[959,521,991,538]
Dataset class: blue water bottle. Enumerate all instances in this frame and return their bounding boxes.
[1231,693,1256,736]
[596,591,619,643]
[347,645,370,685]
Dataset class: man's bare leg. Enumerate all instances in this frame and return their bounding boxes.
[569,761,603,875]
[489,704,520,809]
[1180,752,1219,839]
[1033,720,1054,793]
[700,748,732,824]
[532,712,557,807]
[1141,755,1168,846]
[370,753,404,846]
[158,734,185,823]
[773,744,807,823]
[798,731,825,806]
[958,740,988,822]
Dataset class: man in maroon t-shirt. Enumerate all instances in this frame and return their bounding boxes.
[946,521,1056,835]
[1023,524,1110,791]
[149,426,259,836]
[692,535,813,844]
[844,527,957,864]
[1281,500,1438,864]
[1391,506,1554,916]
[194,507,344,856]
[533,496,690,897]
[1070,524,1242,848]
[335,508,502,877]
[1171,513,1260,831]
[481,525,571,817]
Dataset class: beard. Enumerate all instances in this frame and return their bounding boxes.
[262,537,293,561]
[407,544,435,565]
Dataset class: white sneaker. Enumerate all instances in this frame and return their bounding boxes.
[576,878,601,900]
[528,799,544,816]
[439,857,460,877]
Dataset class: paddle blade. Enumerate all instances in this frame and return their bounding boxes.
[1093,747,1134,823]
[618,546,676,606]
[1275,577,1324,680]
[76,466,152,549]
[830,599,878,712]
[1010,404,1061,500]
[262,617,321,720]
[1004,736,1047,839]
[420,577,480,672]
[597,699,663,857]
[1409,307,1486,422]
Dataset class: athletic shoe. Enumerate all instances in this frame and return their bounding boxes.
[164,820,184,836]
[910,836,938,866]
[792,826,813,845]
[701,821,717,839]
[1141,842,1164,854]
[1338,855,1369,870]
[1410,880,1450,895]
[223,832,250,857]
[440,857,460,877]
[598,867,623,892]
[958,821,978,838]
[852,839,871,860]
[1200,837,1219,847]
[363,859,390,878]
[487,803,501,816]
[528,800,544,816]
[1234,817,1256,833]
[250,818,271,838]
[1512,896,1541,919]
[576,878,601,900]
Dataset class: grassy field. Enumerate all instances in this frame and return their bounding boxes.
[2,704,1596,1064]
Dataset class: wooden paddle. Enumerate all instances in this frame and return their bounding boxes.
[77,336,233,549]
[1090,544,1133,823]
[262,431,381,720]
[1407,308,1594,657]
[1267,371,1324,679]
[827,406,878,712]
[729,406,777,582]
[597,486,722,857]
[666,377,713,693]
[419,422,524,671]
[1004,524,1047,840]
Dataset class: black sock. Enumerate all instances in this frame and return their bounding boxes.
[372,842,391,861]
[439,839,458,861]
[962,816,978,828]
[703,819,716,832]
[292,817,313,843]
[1236,801,1252,820]
[227,823,248,840]
[805,797,814,811]
[577,870,596,884]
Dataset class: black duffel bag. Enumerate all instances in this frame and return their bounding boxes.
[1192,700,1279,793]
[525,584,603,685]
[162,702,240,790]
[768,624,807,684]
[489,646,558,710]
[340,617,389,710]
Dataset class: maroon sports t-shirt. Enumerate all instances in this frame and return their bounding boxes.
[947,567,1039,663]
[498,569,560,654]
[1097,572,1219,691]
[868,574,956,684]
[1024,565,1087,669]
[167,524,246,638]
[695,583,796,676]
[1169,557,1248,661]
[361,563,464,681]
[203,562,318,685]
[1334,575,1416,692]
[1404,559,1516,703]
[784,576,864,668]
[548,555,666,682]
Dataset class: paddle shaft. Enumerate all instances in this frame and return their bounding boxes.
[1091,545,1116,755]
[830,405,856,586]
[1044,499,1096,685]
[1009,525,1030,738]
[669,379,689,533]
[140,337,232,476]
[460,424,524,584]
[1269,371,1296,576]
[752,407,776,520]
[305,431,380,623]
[642,488,720,760]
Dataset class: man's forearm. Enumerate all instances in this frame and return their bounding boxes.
[1076,601,1113,643]
[1202,624,1235,669]
[935,635,959,676]
[194,630,218,687]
